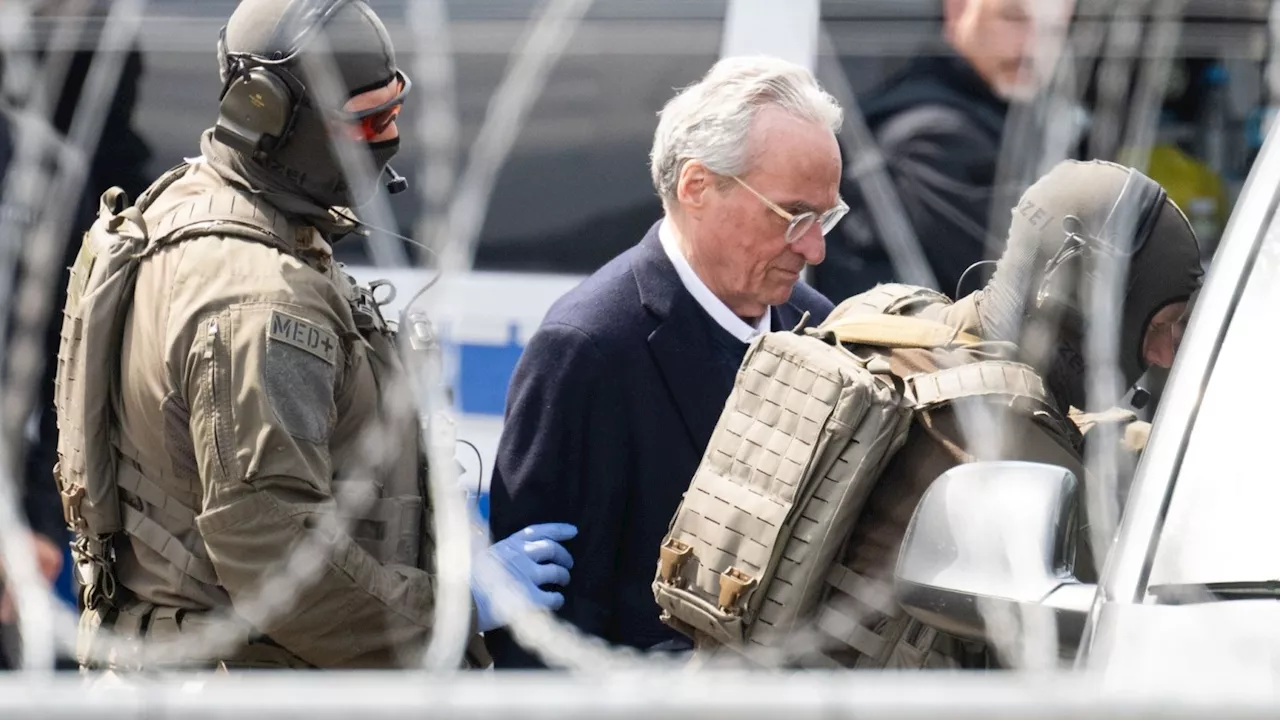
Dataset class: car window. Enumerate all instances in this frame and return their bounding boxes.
[1145,213,1280,594]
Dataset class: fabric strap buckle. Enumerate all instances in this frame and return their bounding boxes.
[718,567,757,615]
[658,538,691,585]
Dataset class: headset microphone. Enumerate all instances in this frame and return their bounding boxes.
[384,165,408,194]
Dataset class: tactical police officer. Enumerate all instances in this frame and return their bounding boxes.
[54,0,574,670]
[813,159,1201,668]
[654,160,1202,670]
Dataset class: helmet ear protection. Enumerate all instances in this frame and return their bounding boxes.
[214,54,297,158]
[213,0,353,158]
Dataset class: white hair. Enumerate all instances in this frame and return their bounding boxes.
[649,55,844,209]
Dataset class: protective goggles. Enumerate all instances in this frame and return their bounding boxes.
[345,70,411,141]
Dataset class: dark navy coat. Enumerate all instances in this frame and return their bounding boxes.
[486,222,833,667]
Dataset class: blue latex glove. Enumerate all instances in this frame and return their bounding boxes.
[472,523,577,633]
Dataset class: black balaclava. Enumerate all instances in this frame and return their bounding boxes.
[970,159,1203,411]
[208,0,404,221]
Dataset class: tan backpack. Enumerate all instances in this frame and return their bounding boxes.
[651,297,1054,659]
[54,164,292,610]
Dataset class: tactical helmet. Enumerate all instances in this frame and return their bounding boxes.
[214,0,409,208]
[974,159,1203,408]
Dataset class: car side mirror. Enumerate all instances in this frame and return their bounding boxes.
[894,461,1094,658]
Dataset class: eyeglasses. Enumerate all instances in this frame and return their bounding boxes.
[732,175,849,245]
[345,70,411,141]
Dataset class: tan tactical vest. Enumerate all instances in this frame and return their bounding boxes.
[652,284,1075,668]
[55,165,435,667]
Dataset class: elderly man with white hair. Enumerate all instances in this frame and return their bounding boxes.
[486,56,843,667]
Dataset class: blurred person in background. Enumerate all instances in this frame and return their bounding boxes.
[52,0,574,672]
[0,0,151,669]
[815,0,1076,303]
[486,56,839,668]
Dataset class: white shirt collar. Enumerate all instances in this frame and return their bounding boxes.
[658,218,772,343]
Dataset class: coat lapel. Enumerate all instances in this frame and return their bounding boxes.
[633,225,733,451]
[632,223,821,450]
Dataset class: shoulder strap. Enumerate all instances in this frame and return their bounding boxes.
[903,360,1049,411]
[829,283,953,319]
[88,163,192,243]
[816,315,1058,419]
[86,160,292,257]
[133,162,194,214]
[817,314,983,349]
[904,359,1079,449]
[146,184,296,256]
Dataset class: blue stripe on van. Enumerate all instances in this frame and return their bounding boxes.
[455,322,525,417]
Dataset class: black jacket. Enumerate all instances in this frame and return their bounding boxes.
[486,223,833,667]
[816,49,1009,302]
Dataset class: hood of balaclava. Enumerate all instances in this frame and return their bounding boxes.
[214,0,403,210]
[971,159,1203,410]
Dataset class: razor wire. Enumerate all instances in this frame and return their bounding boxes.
[64,20,479,673]
[0,0,1264,699]
[1079,0,1187,575]
[397,8,477,669]
[1087,0,1150,164]
[408,0,460,268]
[432,0,595,273]
[292,31,476,672]
[935,0,1185,672]
[984,0,1113,252]
[0,0,459,673]
[815,29,941,292]
[0,0,151,673]
[1271,0,1280,112]
[0,0,1058,680]
[0,0,1069,677]
[0,0,677,677]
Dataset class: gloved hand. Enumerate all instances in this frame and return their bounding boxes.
[472,523,577,633]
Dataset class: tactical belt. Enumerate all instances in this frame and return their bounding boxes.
[81,598,306,671]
